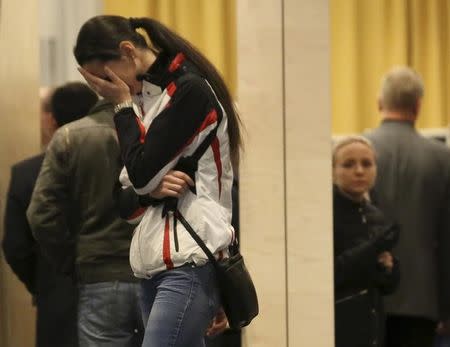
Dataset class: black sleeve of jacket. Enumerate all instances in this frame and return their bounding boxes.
[437,174,450,320]
[114,77,220,194]
[115,184,163,220]
[334,239,378,288]
[2,166,36,295]
[115,184,142,220]
[26,131,76,276]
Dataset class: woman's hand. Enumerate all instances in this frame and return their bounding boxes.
[78,66,131,104]
[436,320,450,335]
[378,251,394,273]
[206,307,228,337]
[150,171,194,199]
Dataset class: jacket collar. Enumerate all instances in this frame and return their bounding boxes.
[381,119,415,128]
[88,99,113,114]
[333,185,367,209]
[138,52,201,89]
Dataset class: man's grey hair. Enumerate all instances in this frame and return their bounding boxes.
[379,66,424,115]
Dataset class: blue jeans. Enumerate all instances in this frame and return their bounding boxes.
[140,262,221,347]
[78,281,144,347]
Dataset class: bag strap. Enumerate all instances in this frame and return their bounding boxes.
[165,91,234,261]
[174,210,218,265]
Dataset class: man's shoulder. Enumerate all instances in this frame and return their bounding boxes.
[67,112,114,131]
[12,153,45,174]
[62,100,114,131]
[8,154,45,195]
[364,124,394,137]
[363,126,383,141]
[424,138,450,160]
[51,112,115,149]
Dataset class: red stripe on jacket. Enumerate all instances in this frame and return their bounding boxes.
[211,136,222,198]
[184,109,218,148]
[163,215,174,269]
[170,109,218,161]
[168,53,185,73]
[167,82,177,97]
[127,207,146,221]
[134,117,146,144]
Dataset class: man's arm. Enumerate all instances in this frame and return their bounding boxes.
[26,130,75,275]
[2,166,37,295]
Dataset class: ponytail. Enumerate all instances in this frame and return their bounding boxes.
[130,17,242,169]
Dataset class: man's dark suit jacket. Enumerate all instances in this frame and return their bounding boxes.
[2,153,78,347]
[366,120,450,322]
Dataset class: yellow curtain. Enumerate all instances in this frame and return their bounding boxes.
[331,0,450,134]
[103,0,236,97]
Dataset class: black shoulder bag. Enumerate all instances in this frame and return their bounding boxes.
[175,209,259,330]
[163,119,259,330]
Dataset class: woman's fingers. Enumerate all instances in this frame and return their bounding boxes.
[104,66,125,86]
[206,308,228,337]
[162,182,186,193]
[78,66,131,103]
[160,188,182,198]
[163,175,188,187]
[170,171,195,186]
[78,67,105,88]
[164,171,195,187]
[151,186,182,199]
[149,171,195,199]
[378,252,393,269]
[78,67,112,97]
[378,251,391,260]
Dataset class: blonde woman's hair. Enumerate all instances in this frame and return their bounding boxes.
[379,66,424,115]
[332,135,375,166]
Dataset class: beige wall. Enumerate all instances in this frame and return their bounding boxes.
[237,0,334,346]
[0,0,40,346]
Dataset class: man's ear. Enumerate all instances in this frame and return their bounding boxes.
[377,98,383,112]
[50,113,58,129]
[413,98,422,116]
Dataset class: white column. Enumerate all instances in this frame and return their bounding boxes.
[237,0,333,346]
[237,1,287,346]
[284,0,334,346]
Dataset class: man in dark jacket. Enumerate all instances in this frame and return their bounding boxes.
[2,82,98,347]
[27,97,144,346]
[366,66,450,347]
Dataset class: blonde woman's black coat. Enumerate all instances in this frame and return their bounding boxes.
[333,186,400,347]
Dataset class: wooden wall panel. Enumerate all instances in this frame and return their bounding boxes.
[0,0,40,345]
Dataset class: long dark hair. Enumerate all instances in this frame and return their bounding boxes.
[74,15,242,169]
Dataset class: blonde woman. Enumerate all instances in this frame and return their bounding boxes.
[333,136,400,347]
